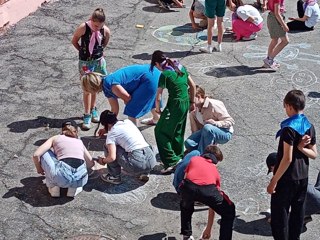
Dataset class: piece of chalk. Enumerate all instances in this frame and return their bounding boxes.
[136,24,144,28]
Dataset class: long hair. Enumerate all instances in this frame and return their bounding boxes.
[150,50,184,76]
[62,125,78,138]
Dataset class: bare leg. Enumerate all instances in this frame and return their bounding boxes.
[128,117,139,126]
[207,17,215,46]
[83,92,91,114]
[269,36,289,59]
[151,109,160,122]
[217,17,224,44]
[90,92,97,110]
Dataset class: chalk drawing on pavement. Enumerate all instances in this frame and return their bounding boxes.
[243,43,320,70]
[247,162,268,177]
[187,60,226,76]
[152,25,209,46]
[236,198,260,215]
[102,174,160,204]
[270,69,320,109]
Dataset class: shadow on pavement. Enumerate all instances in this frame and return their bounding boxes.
[308,91,320,98]
[151,192,181,211]
[138,232,177,239]
[132,51,202,61]
[7,116,81,133]
[232,212,272,236]
[2,176,73,207]
[205,65,276,78]
[144,0,159,3]
[142,6,177,13]
[81,136,106,152]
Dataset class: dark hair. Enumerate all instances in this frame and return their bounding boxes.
[91,8,105,22]
[94,110,118,136]
[226,0,244,8]
[61,120,78,138]
[204,145,223,162]
[283,90,306,112]
[150,50,184,76]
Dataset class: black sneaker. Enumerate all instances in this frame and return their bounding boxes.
[101,173,122,185]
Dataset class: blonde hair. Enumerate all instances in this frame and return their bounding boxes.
[62,125,78,138]
[196,85,206,98]
[81,72,103,93]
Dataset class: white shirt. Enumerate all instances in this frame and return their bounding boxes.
[305,3,320,28]
[106,120,149,152]
[236,5,263,26]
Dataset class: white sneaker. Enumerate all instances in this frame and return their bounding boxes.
[48,186,60,197]
[200,46,213,54]
[183,236,195,240]
[215,43,222,52]
[67,187,83,197]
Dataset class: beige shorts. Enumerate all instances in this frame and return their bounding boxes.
[267,12,286,39]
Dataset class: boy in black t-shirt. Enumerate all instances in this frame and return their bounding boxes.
[267,90,318,240]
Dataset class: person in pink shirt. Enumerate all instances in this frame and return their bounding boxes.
[32,120,94,198]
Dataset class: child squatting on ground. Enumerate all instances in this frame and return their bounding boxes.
[267,90,317,240]
[71,8,111,130]
[179,144,235,240]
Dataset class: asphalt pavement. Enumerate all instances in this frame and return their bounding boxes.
[0,0,320,239]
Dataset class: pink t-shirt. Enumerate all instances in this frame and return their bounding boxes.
[185,156,221,188]
[53,135,85,160]
[268,0,285,13]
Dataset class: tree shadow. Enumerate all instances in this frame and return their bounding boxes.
[204,65,276,78]
[7,116,81,133]
[2,176,73,207]
[132,50,202,61]
[232,212,272,236]
[138,233,177,240]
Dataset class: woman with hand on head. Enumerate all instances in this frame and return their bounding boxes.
[32,120,94,198]
[150,50,196,173]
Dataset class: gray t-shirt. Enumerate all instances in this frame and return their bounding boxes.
[305,3,320,28]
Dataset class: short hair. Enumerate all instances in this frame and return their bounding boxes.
[283,90,306,112]
[91,8,106,22]
[204,145,223,162]
[195,85,206,98]
[81,73,103,93]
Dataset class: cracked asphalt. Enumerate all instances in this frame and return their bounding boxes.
[0,0,320,239]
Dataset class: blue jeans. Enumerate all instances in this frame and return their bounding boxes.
[40,150,88,188]
[105,146,156,177]
[184,124,232,154]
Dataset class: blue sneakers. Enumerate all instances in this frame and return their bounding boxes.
[82,114,92,130]
[91,107,100,123]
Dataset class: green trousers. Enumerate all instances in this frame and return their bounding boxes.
[155,98,189,168]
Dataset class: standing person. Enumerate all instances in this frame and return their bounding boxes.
[179,145,235,240]
[96,110,157,184]
[226,0,263,41]
[72,8,111,130]
[267,90,318,240]
[185,85,234,154]
[263,0,289,69]
[81,64,161,126]
[200,0,229,53]
[32,120,95,197]
[150,50,196,173]
[287,0,320,31]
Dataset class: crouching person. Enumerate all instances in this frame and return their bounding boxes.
[32,120,95,198]
[179,145,235,240]
[96,110,156,184]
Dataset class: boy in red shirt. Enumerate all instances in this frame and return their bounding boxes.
[179,145,235,240]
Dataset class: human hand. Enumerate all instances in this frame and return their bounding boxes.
[201,228,211,239]
[298,135,311,150]
[288,17,295,21]
[97,128,107,137]
[267,178,277,194]
[36,166,45,175]
[97,156,106,165]
[192,23,201,30]
[282,24,289,32]
[205,119,217,125]
[189,103,196,112]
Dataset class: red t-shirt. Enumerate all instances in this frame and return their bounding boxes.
[185,156,221,189]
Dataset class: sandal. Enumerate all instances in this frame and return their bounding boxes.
[140,118,158,126]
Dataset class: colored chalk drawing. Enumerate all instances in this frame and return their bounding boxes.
[102,174,160,204]
[243,43,320,70]
[187,60,226,76]
[152,25,209,46]
[271,69,320,109]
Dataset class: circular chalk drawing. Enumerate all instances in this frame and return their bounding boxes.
[152,25,208,46]
[236,198,260,215]
[291,69,317,87]
[102,175,160,204]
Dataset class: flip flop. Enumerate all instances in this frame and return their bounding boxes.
[140,118,158,126]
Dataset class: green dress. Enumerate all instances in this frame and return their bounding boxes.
[155,67,190,168]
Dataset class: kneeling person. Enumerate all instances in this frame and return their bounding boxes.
[97,110,156,184]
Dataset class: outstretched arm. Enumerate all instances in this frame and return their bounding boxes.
[201,208,215,239]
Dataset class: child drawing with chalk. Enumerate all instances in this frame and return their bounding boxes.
[72,8,111,130]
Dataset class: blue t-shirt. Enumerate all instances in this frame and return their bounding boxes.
[102,64,160,98]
